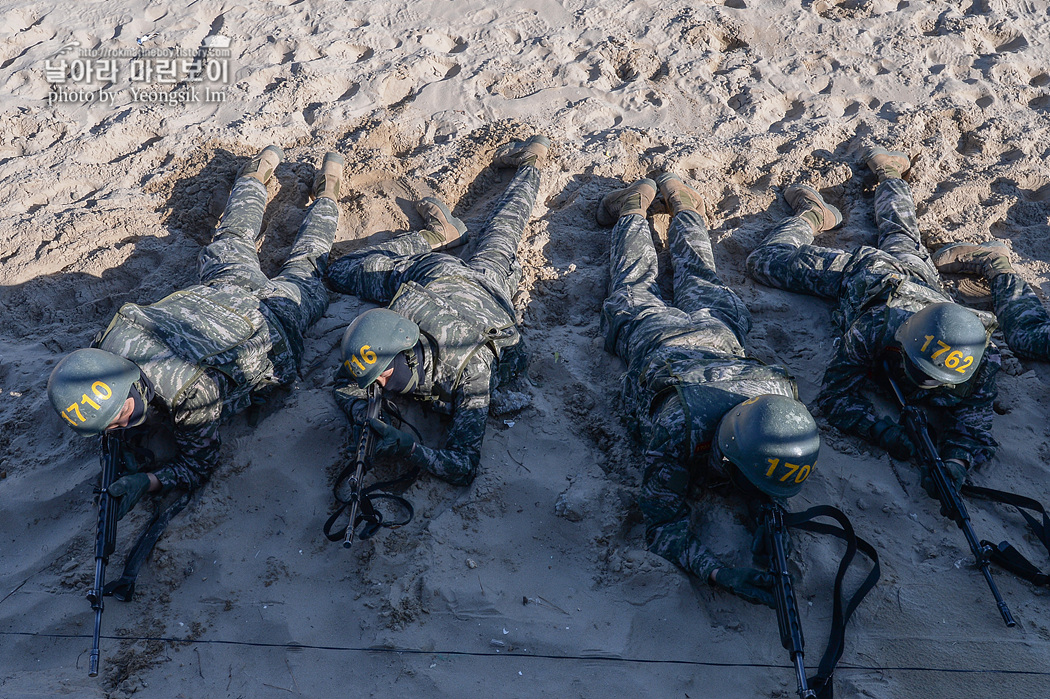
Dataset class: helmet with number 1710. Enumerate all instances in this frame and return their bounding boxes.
[340,308,420,388]
[716,394,820,499]
[894,302,988,386]
[47,348,141,437]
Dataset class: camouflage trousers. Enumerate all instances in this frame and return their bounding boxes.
[602,210,755,581]
[325,165,540,311]
[601,209,752,365]
[746,178,942,300]
[198,176,338,363]
[992,272,1050,360]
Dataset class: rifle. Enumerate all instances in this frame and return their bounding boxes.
[883,362,1015,627]
[762,504,817,699]
[88,432,121,677]
[342,384,382,548]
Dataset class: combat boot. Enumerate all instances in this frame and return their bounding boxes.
[933,240,1013,279]
[312,152,345,201]
[493,134,551,168]
[863,146,911,181]
[784,184,842,233]
[654,172,706,216]
[240,145,284,184]
[595,178,657,227]
[416,197,468,251]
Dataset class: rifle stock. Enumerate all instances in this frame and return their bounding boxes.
[883,363,1015,627]
[764,504,817,699]
[88,433,121,677]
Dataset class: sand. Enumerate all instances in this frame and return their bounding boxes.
[1,1,1049,697]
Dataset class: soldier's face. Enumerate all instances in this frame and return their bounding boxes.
[374,367,395,388]
[106,398,137,430]
[900,354,943,390]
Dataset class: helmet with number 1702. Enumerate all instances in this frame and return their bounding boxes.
[340,308,420,388]
[716,394,820,499]
[47,348,141,437]
[894,302,988,386]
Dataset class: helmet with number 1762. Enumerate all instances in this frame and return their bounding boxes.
[894,302,988,387]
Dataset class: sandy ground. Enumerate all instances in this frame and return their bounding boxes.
[2,1,1050,697]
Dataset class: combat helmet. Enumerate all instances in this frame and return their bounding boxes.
[894,302,987,386]
[340,309,420,388]
[48,349,141,437]
[716,395,819,499]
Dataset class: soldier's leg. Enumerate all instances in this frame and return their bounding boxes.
[932,240,1050,360]
[601,212,690,365]
[465,163,541,308]
[872,177,941,288]
[667,209,752,351]
[991,273,1050,360]
[198,174,272,291]
[325,231,432,302]
[263,196,340,342]
[745,215,851,298]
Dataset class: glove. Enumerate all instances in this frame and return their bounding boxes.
[921,458,968,500]
[750,520,793,569]
[711,566,776,608]
[870,417,917,461]
[369,417,416,458]
[108,472,151,520]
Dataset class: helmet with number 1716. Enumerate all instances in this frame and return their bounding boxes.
[340,308,420,388]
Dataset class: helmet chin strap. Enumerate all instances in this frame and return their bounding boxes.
[125,376,155,428]
[383,344,424,395]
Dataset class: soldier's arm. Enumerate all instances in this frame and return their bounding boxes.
[639,419,723,581]
[940,343,1001,467]
[155,380,224,491]
[816,316,885,442]
[406,355,493,486]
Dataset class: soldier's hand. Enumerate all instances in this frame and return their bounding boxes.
[921,458,968,500]
[750,521,793,569]
[870,417,917,461]
[711,567,776,608]
[369,418,416,458]
[108,472,151,520]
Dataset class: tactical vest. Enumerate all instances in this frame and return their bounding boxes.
[629,350,797,456]
[95,285,283,409]
[388,275,525,404]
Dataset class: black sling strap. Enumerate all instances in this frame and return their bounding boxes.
[961,484,1050,587]
[103,490,193,601]
[782,505,881,699]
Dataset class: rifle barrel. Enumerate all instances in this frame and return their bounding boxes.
[884,366,1014,627]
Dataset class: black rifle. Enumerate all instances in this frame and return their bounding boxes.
[88,432,121,677]
[763,504,817,699]
[883,362,1015,627]
[342,385,382,548]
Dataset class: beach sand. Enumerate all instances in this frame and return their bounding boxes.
[1,1,1049,697]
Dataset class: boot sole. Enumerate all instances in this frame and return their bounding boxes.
[418,197,467,236]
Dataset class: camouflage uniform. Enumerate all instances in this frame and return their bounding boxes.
[95,176,337,490]
[327,165,539,485]
[989,273,1050,360]
[602,209,798,580]
[746,178,1000,466]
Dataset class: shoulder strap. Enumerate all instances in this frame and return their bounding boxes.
[961,485,1050,587]
[783,505,881,698]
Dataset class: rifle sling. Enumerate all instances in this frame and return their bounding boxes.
[960,484,1050,587]
[103,490,193,602]
[324,466,419,543]
[782,505,881,699]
